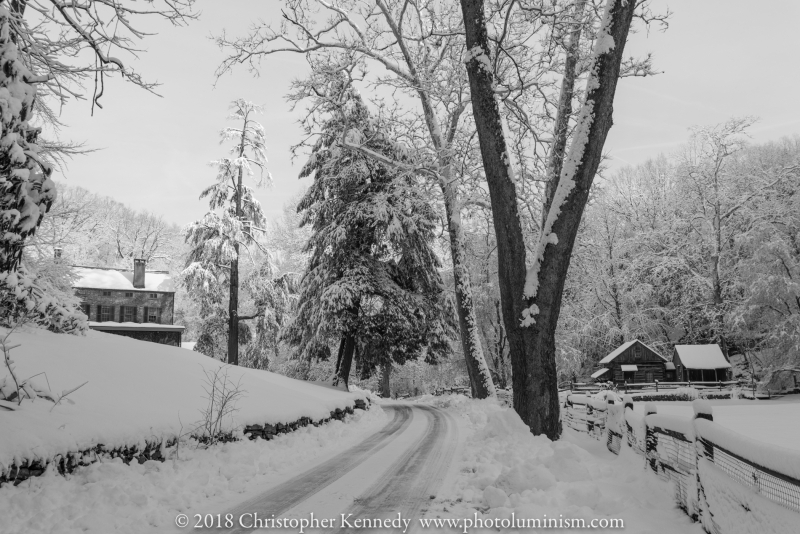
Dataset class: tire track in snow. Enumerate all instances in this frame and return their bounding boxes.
[334,405,456,534]
[225,405,412,533]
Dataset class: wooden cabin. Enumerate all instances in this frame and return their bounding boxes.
[593,340,670,384]
[672,345,731,382]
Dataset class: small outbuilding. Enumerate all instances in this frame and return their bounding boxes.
[672,345,731,382]
[594,340,669,384]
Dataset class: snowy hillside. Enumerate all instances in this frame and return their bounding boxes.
[0,326,367,468]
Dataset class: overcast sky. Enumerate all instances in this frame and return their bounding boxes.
[52,0,800,227]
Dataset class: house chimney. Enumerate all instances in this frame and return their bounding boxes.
[133,259,146,289]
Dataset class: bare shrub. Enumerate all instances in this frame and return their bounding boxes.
[197,365,245,446]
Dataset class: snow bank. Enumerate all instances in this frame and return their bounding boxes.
[0,406,388,534]
[694,418,800,481]
[697,459,798,534]
[419,395,702,533]
[0,326,367,468]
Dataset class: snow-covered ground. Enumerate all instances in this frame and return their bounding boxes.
[0,326,368,469]
[632,396,800,450]
[417,395,703,533]
[0,406,388,534]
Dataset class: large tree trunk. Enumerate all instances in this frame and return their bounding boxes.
[442,180,496,399]
[460,0,636,439]
[380,360,392,398]
[332,334,356,390]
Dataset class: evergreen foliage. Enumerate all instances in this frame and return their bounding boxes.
[0,7,54,273]
[182,99,291,368]
[283,77,457,387]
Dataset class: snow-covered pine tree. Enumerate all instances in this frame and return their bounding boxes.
[0,7,84,334]
[0,6,54,273]
[182,99,279,366]
[283,77,457,390]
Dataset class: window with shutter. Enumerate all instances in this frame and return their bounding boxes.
[143,306,149,323]
[147,308,159,323]
[123,306,134,322]
[100,306,112,322]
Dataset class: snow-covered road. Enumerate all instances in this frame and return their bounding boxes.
[224,404,457,533]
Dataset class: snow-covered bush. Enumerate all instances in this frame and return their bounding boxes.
[0,268,86,334]
[673,386,700,400]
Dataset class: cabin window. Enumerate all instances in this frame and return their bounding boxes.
[645,371,654,383]
[100,306,112,322]
[102,290,111,296]
[147,308,160,323]
[634,345,642,360]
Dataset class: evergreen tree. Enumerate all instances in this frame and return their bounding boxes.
[0,6,54,272]
[284,78,456,389]
[183,99,283,367]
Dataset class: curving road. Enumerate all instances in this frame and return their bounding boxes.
[224,404,457,534]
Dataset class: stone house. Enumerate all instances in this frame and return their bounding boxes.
[74,259,184,347]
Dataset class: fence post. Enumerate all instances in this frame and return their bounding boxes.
[624,380,628,394]
[692,400,714,527]
[645,403,658,473]
[655,379,659,393]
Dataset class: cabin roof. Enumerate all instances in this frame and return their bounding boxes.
[73,266,174,292]
[591,368,610,379]
[598,339,667,364]
[674,345,731,370]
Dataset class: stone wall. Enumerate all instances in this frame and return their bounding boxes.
[0,399,369,487]
[103,329,182,347]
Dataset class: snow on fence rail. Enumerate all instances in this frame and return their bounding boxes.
[564,380,743,395]
[562,395,800,532]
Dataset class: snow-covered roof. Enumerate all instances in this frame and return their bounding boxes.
[591,368,609,379]
[73,267,175,292]
[598,340,667,364]
[674,345,731,370]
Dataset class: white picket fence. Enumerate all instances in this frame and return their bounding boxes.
[562,394,800,533]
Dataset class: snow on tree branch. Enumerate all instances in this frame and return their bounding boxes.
[521,0,618,327]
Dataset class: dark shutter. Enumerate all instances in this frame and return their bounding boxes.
[144,306,149,324]
[157,308,162,324]
[96,305,102,322]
